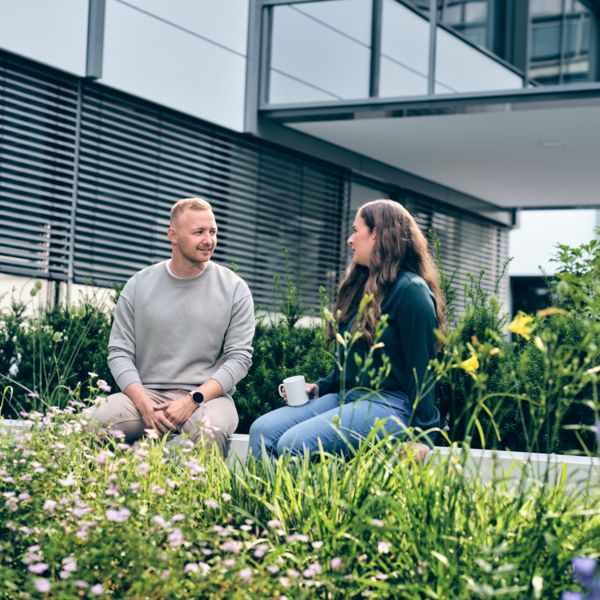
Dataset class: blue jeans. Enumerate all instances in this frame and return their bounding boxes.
[248,389,412,459]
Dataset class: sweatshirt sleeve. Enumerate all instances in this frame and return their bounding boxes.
[210,281,255,394]
[107,281,142,392]
[315,368,340,397]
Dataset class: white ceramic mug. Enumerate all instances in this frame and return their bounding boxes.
[278,375,309,407]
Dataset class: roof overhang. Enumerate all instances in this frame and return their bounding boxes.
[260,84,600,210]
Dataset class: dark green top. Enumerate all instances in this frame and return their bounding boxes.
[315,270,440,431]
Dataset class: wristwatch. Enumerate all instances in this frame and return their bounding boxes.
[191,390,205,405]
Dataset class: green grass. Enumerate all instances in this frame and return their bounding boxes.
[0,411,598,599]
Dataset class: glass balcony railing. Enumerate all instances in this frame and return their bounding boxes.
[265,0,526,106]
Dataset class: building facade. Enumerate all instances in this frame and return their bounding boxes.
[1,0,599,313]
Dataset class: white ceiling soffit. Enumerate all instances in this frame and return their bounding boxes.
[288,104,600,209]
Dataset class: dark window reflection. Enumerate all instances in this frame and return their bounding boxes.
[510,276,551,317]
[439,0,492,50]
[404,0,495,51]
[529,0,592,85]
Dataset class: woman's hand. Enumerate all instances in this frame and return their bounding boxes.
[306,383,319,399]
[280,383,319,402]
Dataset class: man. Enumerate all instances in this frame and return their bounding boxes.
[86,197,255,452]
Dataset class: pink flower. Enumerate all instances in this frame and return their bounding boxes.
[239,568,252,582]
[28,563,49,574]
[221,541,242,554]
[72,505,89,518]
[330,557,343,570]
[97,380,111,393]
[185,459,205,476]
[59,474,77,487]
[302,562,322,578]
[108,429,125,439]
[152,515,168,528]
[168,528,184,548]
[221,493,232,502]
[136,463,149,477]
[105,507,131,522]
[184,563,198,573]
[95,450,113,465]
[34,579,51,593]
[377,541,391,554]
[90,583,104,596]
[254,544,268,558]
[205,499,220,509]
[286,533,309,544]
[62,556,77,572]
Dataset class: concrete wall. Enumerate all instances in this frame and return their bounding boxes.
[0,0,250,131]
[0,0,88,75]
[101,0,249,131]
[0,274,114,314]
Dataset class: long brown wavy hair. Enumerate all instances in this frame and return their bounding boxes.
[333,199,445,349]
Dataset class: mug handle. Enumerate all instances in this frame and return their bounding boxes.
[278,383,285,398]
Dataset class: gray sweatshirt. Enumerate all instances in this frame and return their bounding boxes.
[108,260,255,395]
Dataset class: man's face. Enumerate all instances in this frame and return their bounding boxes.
[168,208,217,267]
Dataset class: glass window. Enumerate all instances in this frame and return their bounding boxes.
[435,27,523,92]
[528,0,593,85]
[530,0,563,17]
[379,0,430,97]
[531,24,562,59]
[268,0,371,104]
[438,0,494,52]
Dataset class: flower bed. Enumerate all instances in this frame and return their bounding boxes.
[1,413,598,599]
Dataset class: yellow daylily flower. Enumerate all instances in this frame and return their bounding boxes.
[459,353,479,375]
[507,312,535,341]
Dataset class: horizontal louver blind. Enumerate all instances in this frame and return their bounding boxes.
[74,84,347,308]
[404,194,509,316]
[0,53,78,280]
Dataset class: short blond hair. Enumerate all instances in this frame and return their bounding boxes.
[170,197,212,225]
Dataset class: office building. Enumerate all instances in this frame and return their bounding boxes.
[1,0,599,312]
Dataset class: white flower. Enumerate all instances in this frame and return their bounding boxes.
[377,541,391,554]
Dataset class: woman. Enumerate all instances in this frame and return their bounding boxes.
[249,199,445,459]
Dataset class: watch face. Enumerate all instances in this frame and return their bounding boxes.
[192,391,204,404]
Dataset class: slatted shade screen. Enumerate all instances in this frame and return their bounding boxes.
[0,53,79,280]
[402,193,509,317]
[1,50,509,313]
[1,51,348,309]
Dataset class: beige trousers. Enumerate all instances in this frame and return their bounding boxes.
[84,388,238,453]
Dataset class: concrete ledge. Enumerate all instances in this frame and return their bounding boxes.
[227,434,600,489]
[2,421,598,488]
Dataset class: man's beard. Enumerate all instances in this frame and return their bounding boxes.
[180,246,214,266]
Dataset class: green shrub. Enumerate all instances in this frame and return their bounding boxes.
[2,232,598,455]
[235,274,333,433]
[435,233,599,454]
[0,290,114,417]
